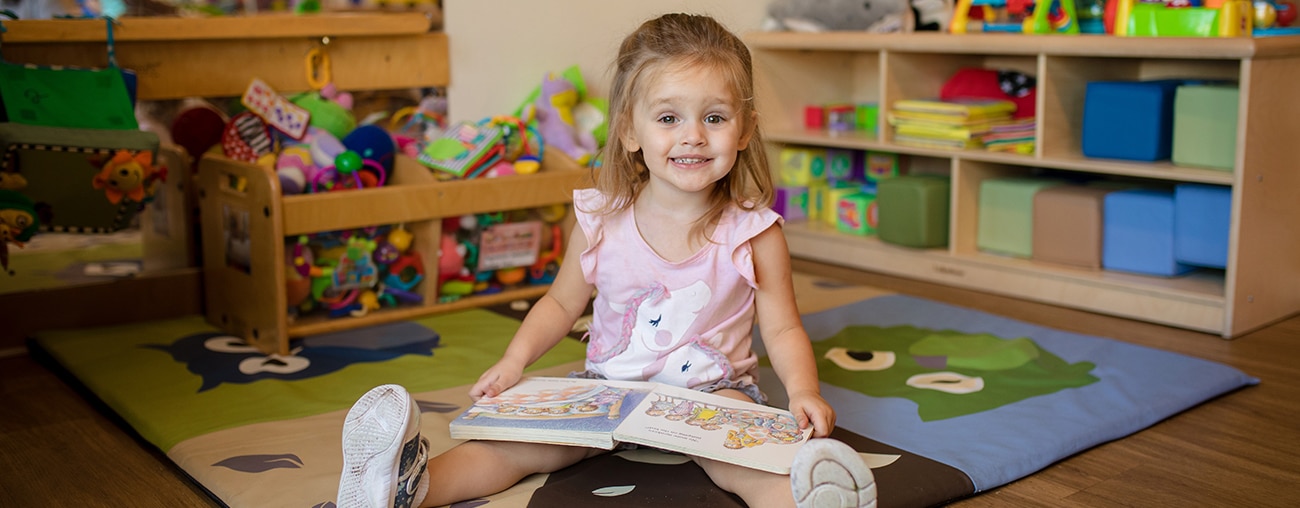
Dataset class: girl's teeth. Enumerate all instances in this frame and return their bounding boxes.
[675,158,705,164]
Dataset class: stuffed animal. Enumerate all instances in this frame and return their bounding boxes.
[763,0,915,33]
[525,73,599,166]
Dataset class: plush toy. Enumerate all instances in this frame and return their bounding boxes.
[0,190,39,274]
[525,73,599,166]
[92,150,165,205]
[763,0,954,32]
[763,0,916,33]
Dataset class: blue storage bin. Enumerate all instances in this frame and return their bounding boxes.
[1082,80,1184,162]
[1103,188,1194,277]
[1174,183,1231,269]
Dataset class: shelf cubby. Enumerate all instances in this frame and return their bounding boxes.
[747,32,1300,337]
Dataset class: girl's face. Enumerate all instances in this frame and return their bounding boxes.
[622,63,754,197]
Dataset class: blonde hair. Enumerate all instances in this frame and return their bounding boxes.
[589,13,773,243]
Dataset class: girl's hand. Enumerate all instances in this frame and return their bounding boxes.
[469,360,524,401]
[786,389,836,438]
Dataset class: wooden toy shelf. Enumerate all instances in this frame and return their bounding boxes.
[1,12,447,100]
[748,32,1300,338]
[198,151,584,355]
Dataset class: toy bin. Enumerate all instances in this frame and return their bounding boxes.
[198,150,583,355]
[1172,84,1239,171]
[1082,80,1184,161]
[1174,183,1232,269]
[977,177,1063,258]
[1102,188,1194,277]
[877,175,950,248]
[1032,185,1116,269]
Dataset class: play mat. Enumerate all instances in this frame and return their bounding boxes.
[30,274,1257,507]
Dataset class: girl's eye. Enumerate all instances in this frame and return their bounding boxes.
[657,115,678,125]
[705,114,726,124]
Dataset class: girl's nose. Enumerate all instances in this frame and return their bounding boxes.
[680,121,705,146]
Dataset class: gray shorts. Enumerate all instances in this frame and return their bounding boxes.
[567,370,768,406]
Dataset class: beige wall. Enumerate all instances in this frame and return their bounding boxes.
[443,0,768,123]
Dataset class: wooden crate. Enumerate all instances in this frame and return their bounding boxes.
[197,150,584,355]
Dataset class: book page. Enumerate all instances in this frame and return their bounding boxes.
[611,383,810,474]
[450,377,655,449]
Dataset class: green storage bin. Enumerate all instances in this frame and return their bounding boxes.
[1172,84,1238,171]
[877,175,950,248]
[977,177,1062,258]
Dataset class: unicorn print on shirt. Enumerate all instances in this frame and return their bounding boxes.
[588,280,734,388]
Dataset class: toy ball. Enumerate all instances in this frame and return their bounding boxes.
[513,155,541,175]
[1277,0,1297,25]
[342,124,397,174]
[387,226,414,252]
[335,150,363,174]
[278,166,306,195]
[309,128,346,168]
[1256,0,1278,28]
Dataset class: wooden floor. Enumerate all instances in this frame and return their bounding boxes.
[2,258,1298,507]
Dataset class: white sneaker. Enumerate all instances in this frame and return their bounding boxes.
[791,438,877,508]
[337,384,430,508]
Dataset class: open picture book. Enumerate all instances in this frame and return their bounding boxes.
[449,377,811,474]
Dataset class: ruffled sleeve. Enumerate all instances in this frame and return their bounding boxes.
[726,205,783,289]
[573,188,606,284]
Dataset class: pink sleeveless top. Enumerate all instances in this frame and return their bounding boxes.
[573,188,783,390]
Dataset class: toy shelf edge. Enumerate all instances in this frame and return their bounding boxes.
[744,31,1300,59]
[1,12,438,43]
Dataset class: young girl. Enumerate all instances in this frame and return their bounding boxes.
[336,13,875,508]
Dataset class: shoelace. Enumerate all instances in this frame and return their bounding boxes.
[402,436,430,496]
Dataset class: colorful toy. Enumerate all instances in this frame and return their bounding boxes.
[804,106,826,130]
[1111,0,1253,36]
[92,149,165,205]
[311,150,387,192]
[527,223,564,285]
[855,103,880,135]
[342,124,397,177]
[837,193,879,236]
[826,104,857,131]
[825,149,863,182]
[525,72,598,166]
[0,190,39,274]
[779,146,827,186]
[222,112,275,163]
[865,152,901,182]
[822,181,862,227]
[774,185,810,221]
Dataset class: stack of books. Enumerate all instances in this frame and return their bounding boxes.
[887,98,1019,150]
[982,118,1037,154]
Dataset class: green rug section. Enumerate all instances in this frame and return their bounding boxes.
[35,310,587,452]
[3,240,143,294]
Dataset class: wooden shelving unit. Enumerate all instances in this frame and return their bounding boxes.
[748,32,1300,337]
[2,12,446,100]
[199,151,583,355]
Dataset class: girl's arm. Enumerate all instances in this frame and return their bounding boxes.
[749,223,837,437]
[470,225,595,399]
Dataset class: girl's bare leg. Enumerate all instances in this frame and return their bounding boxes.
[419,440,604,507]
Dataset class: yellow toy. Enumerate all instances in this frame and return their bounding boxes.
[92,150,165,205]
[1112,0,1252,37]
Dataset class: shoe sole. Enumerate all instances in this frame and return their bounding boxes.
[791,439,877,508]
[337,384,420,508]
